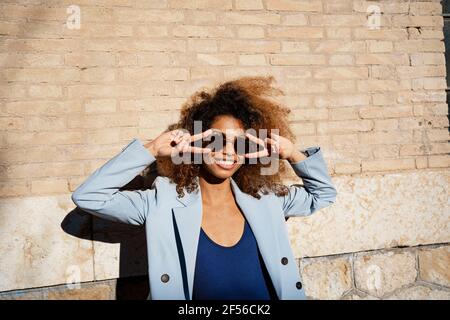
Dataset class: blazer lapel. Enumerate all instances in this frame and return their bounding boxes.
[172,176,283,300]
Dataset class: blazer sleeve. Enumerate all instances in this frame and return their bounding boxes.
[71,138,157,226]
[278,146,337,218]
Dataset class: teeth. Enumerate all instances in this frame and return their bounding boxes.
[214,159,235,166]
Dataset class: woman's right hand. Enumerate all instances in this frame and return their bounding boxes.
[144,129,213,158]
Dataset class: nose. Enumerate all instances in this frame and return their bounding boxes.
[223,139,236,156]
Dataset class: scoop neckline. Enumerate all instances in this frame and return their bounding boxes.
[200,220,247,249]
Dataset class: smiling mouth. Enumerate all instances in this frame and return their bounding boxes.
[213,158,237,170]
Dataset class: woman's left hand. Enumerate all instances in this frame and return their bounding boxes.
[244,132,305,163]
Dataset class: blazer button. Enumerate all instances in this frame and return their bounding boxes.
[161,274,170,283]
[296,281,302,290]
[281,257,288,265]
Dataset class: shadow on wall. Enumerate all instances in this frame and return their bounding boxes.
[61,163,160,300]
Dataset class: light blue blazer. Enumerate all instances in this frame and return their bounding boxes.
[71,138,337,300]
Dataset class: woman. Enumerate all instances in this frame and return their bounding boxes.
[71,76,337,300]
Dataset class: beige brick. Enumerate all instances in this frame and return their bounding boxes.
[412,77,447,90]
[410,2,442,16]
[394,40,445,53]
[289,108,328,121]
[235,0,264,10]
[329,107,358,120]
[408,28,444,40]
[326,27,351,39]
[5,162,84,179]
[84,128,121,145]
[136,52,171,67]
[6,131,83,147]
[122,67,189,81]
[220,40,280,53]
[187,39,218,52]
[134,25,169,37]
[0,53,62,67]
[329,54,354,66]
[334,162,361,174]
[362,158,416,172]
[31,179,69,195]
[400,143,450,156]
[291,122,315,136]
[359,106,413,119]
[237,26,265,39]
[359,131,412,145]
[0,85,27,98]
[283,80,327,94]
[67,85,139,98]
[196,53,236,66]
[413,128,449,142]
[281,41,310,53]
[357,80,410,92]
[415,156,428,169]
[168,0,232,9]
[353,1,409,14]
[331,134,358,146]
[238,54,267,66]
[315,94,370,107]
[173,25,234,38]
[373,145,399,158]
[310,14,365,27]
[353,28,408,40]
[267,27,324,39]
[1,68,80,83]
[356,53,409,65]
[324,1,352,13]
[330,80,355,93]
[28,85,62,98]
[114,8,184,22]
[410,53,445,66]
[392,16,443,28]
[270,54,326,66]
[282,14,308,26]
[367,40,393,53]
[84,99,117,114]
[314,67,367,79]
[25,116,66,131]
[427,155,450,168]
[221,12,280,25]
[266,0,322,12]
[311,40,365,53]
[5,100,82,115]
[374,119,399,131]
[0,180,29,197]
[0,117,25,130]
[68,113,138,129]
[317,120,373,134]
[183,10,216,24]
[64,53,115,68]
[81,68,115,83]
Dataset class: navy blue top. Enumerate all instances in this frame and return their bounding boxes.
[192,219,278,300]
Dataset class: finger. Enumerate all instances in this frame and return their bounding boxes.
[265,137,279,153]
[245,132,266,146]
[190,129,213,142]
[187,146,212,154]
[244,149,269,158]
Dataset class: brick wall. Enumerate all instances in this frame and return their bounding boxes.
[0,0,448,299]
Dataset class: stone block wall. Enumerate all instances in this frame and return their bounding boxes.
[0,0,449,299]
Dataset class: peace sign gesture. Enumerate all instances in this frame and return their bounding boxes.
[145,129,213,158]
[244,132,299,162]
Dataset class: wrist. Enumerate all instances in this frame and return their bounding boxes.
[287,149,307,164]
[144,140,158,157]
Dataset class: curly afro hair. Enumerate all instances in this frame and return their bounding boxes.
[150,75,297,199]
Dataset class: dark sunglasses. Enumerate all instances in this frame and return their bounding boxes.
[191,129,261,156]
